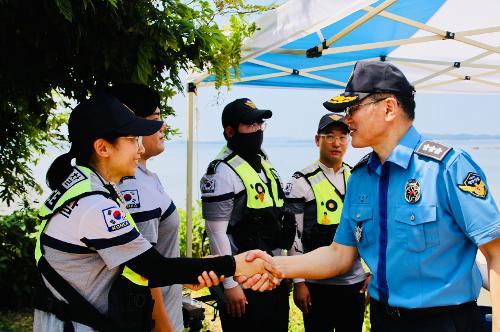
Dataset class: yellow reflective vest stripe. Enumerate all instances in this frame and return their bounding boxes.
[218,147,284,209]
[304,163,350,225]
[36,165,148,286]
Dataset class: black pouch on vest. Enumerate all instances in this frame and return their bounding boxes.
[232,209,281,253]
[107,274,154,332]
[302,223,338,252]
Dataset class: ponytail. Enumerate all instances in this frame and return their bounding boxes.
[46,141,95,189]
[46,152,74,190]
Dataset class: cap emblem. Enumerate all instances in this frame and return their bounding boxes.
[327,95,358,104]
[244,100,257,109]
[329,114,342,121]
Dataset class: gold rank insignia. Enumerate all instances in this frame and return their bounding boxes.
[326,95,358,104]
[329,114,342,121]
[458,172,488,199]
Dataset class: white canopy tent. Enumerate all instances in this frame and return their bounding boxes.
[183,0,500,255]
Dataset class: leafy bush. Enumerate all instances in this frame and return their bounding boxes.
[178,201,210,258]
[0,209,39,310]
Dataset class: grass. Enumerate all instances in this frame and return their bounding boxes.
[0,292,371,332]
[188,288,371,332]
[0,310,33,332]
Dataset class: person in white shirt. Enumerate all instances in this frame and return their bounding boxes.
[285,113,370,332]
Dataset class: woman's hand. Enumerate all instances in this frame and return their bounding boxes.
[184,271,224,291]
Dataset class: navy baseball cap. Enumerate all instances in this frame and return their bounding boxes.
[221,98,272,127]
[323,61,415,113]
[68,93,163,144]
[317,113,349,133]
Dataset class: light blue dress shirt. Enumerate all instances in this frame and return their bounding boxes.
[335,126,500,308]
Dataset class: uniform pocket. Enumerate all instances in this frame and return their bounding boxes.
[395,205,439,252]
[349,205,374,246]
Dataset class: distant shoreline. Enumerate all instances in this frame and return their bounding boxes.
[168,134,500,145]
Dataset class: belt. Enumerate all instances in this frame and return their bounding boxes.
[371,298,477,318]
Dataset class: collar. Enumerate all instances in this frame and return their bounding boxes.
[367,126,422,174]
[137,163,150,175]
[318,160,345,176]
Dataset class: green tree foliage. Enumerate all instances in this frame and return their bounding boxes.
[0,209,39,310]
[0,0,267,205]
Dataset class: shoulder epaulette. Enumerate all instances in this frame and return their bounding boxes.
[351,153,371,173]
[415,140,452,161]
[292,171,304,179]
[206,160,222,175]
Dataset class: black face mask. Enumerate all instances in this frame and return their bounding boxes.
[228,130,263,170]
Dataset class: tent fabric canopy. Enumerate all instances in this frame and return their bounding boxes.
[183,0,500,256]
[190,0,500,94]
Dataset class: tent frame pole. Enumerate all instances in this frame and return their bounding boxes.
[185,83,197,258]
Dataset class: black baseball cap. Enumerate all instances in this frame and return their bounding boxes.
[106,83,161,118]
[317,113,349,133]
[221,98,272,127]
[323,61,415,112]
[68,93,163,144]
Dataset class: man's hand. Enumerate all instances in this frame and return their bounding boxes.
[234,250,280,280]
[184,271,223,291]
[293,282,311,314]
[360,273,372,306]
[224,285,247,318]
[234,250,282,290]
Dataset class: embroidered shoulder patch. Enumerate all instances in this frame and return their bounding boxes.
[351,153,371,173]
[121,189,140,209]
[458,172,488,199]
[284,183,293,196]
[102,206,130,232]
[415,140,452,161]
[61,168,88,190]
[201,178,216,194]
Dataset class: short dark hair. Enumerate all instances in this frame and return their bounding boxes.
[371,92,415,121]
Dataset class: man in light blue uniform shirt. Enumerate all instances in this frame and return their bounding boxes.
[241,61,500,332]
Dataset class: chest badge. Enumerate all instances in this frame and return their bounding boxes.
[405,179,421,203]
[254,183,266,202]
[355,222,363,243]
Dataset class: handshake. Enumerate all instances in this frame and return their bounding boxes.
[233,250,283,292]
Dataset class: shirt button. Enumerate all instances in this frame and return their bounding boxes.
[410,214,415,221]
[356,213,361,219]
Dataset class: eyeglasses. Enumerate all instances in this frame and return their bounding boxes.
[244,121,267,132]
[319,134,350,145]
[123,136,143,148]
[345,98,387,117]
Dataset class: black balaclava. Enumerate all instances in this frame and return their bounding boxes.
[227,128,264,172]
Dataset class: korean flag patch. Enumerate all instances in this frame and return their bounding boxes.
[201,178,215,194]
[121,189,141,209]
[102,206,130,232]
